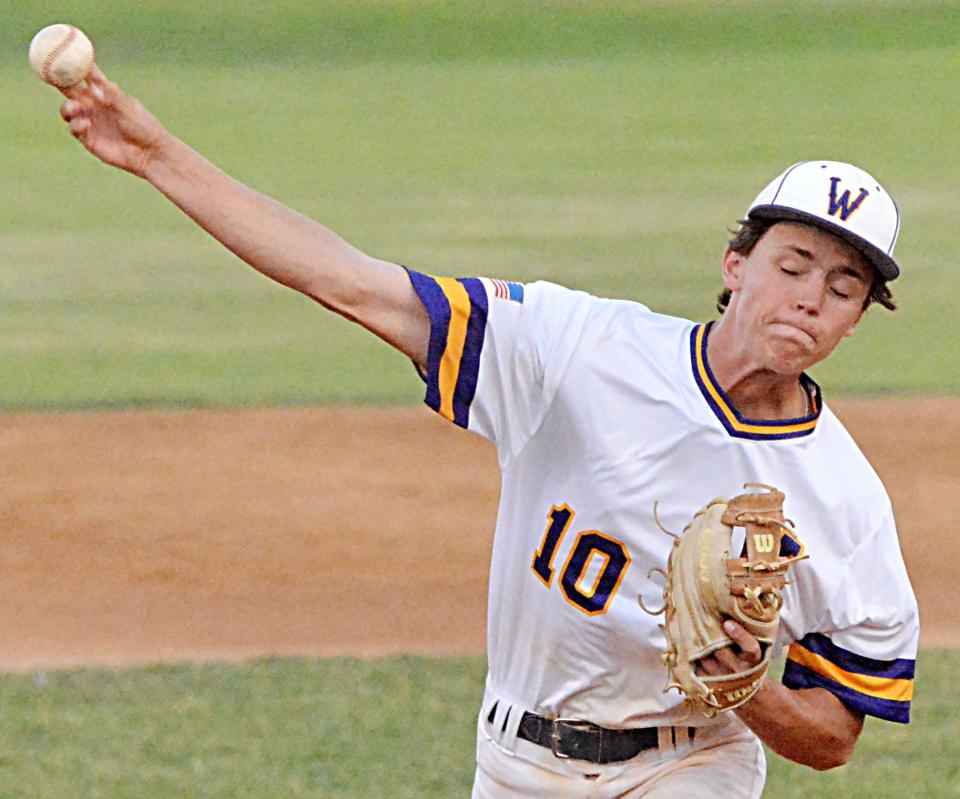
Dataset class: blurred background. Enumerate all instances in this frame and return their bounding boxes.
[2,0,957,410]
[1,2,957,797]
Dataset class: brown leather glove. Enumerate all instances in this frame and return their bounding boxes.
[641,484,807,716]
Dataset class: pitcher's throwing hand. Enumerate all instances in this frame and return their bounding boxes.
[59,63,169,177]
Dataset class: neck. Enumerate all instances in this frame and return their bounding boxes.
[706,318,809,421]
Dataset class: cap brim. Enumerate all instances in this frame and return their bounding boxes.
[748,205,899,281]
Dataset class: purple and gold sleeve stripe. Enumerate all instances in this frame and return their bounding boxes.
[783,632,915,723]
[405,269,489,428]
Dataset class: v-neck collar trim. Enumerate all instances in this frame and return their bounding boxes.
[689,322,822,441]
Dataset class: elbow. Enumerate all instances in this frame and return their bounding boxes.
[775,721,859,771]
[808,736,857,771]
[810,752,850,772]
[302,255,372,321]
[777,690,864,772]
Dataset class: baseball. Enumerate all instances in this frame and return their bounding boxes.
[29,24,94,88]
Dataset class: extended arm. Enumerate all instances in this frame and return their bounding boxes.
[700,621,864,770]
[58,63,429,367]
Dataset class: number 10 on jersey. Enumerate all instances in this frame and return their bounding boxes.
[531,505,631,616]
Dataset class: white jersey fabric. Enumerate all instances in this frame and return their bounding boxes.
[406,270,918,729]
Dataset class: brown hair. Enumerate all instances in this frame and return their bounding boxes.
[715,218,896,314]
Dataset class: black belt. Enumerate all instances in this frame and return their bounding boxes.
[516,711,689,764]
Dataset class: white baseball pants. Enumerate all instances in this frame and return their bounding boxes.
[471,704,765,798]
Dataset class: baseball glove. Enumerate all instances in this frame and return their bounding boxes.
[640,483,806,717]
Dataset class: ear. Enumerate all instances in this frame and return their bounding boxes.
[721,247,745,291]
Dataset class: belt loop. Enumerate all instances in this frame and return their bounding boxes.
[500,703,524,749]
[656,726,673,753]
[489,701,511,746]
[674,726,696,752]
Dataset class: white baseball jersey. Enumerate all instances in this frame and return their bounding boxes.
[406,270,918,729]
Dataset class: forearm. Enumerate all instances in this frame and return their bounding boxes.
[143,132,388,316]
[735,679,863,770]
[59,65,429,362]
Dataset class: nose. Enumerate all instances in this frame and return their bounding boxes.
[794,276,825,315]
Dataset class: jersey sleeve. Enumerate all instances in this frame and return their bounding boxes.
[782,509,918,723]
[405,269,593,463]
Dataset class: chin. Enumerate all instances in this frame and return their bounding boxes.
[765,341,817,375]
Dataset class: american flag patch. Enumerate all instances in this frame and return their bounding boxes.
[489,278,524,304]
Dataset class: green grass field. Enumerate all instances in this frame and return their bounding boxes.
[0,653,955,799]
[2,1,958,408]
[1,2,956,797]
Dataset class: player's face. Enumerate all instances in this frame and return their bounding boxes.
[721,222,874,374]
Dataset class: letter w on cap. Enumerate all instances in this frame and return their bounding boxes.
[827,177,869,221]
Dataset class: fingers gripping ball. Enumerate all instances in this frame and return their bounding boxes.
[640,484,807,716]
[29,24,95,88]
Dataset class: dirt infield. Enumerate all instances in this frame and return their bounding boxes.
[1,399,957,672]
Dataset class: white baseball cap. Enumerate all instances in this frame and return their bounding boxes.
[747,161,901,281]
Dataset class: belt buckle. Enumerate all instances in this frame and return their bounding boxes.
[550,717,600,760]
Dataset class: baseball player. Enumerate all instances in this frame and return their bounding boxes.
[56,64,918,798]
